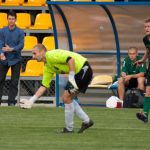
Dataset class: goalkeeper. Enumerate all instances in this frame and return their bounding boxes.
[20,44,94,133]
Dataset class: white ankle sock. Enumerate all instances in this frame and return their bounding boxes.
[73,100,89,123]
[64,102,75,131]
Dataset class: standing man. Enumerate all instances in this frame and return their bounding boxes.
[136,19,150,123]
[0,10,24,106]
[118,47,146,103]
[20,44,94,133]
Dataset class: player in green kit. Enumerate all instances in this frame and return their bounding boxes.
[118,47,146,103]
[136,19,150,123]
[20,44,94,133]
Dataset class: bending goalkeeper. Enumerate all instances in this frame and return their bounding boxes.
[20,44,94,133]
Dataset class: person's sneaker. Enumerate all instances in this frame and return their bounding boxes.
[60,128,74,133]
[136,112,148,123]
[78,120,94,133]
[8,103,15,106]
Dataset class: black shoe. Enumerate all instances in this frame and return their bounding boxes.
[78,120,94,133]
[61,128,74,133]
[8,103,15,106]
[136,113,148,123]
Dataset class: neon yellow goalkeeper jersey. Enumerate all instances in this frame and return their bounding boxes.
[42,49,87,88]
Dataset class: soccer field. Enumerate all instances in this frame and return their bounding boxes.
[0,107,149,150]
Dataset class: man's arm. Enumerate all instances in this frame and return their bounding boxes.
[126,72,145,79]
[12,31,24,52]
[34,86,47,98]
[2,44,13,52]
[67,58,78,90]
[135,49,148,64]
[124,61,146,81]
[3,30,24,52]
[141,49,148,62]
[28,86,47,104]
[34,67,55,99]
[68,57,76,72]
[124,72,144,82]
[20,66,54,109]
[20,86,47,109]
[121,58,128,77]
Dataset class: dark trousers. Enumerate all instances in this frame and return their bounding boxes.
[0,62,21,105]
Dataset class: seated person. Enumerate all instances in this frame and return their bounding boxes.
[118,47,146,102]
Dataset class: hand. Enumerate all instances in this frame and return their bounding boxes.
[19,99,33,109]
[2,44,13,52]
[134,60,144,66]
[66,82,79,95]
[121,72,126,78]
[68,71,78,89]
[124,75,132,81]
[0,53,6,60]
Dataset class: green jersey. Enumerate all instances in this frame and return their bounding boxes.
[143,35,150,63]
[122,56,146,75]
[42,49,87,88]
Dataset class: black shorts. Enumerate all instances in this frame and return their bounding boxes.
[75,61,93,93]
[126,78,138,89]
[65,61,93,94]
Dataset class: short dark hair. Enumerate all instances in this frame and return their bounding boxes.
[33,44,47,52]
[145,19,150,23]
[7,10,16,19]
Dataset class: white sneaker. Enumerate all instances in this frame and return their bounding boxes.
[108,81,118,89]
[20,99,33,109]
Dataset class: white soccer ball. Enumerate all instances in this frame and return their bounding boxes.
[106,96,123,108]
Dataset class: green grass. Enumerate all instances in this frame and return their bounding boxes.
[0,107,150,150]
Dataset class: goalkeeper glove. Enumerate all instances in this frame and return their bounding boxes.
[20,99,33,109]
[20,95,38,109]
